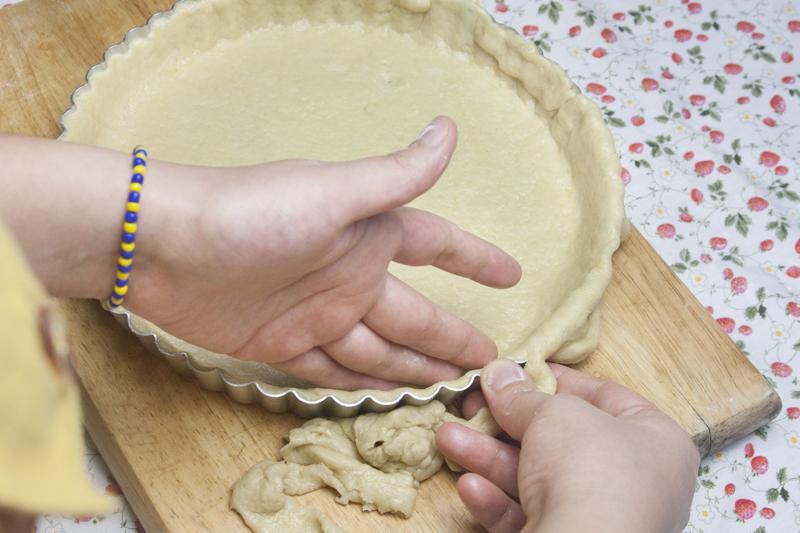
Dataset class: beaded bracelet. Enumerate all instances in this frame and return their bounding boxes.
[107,146,148,308]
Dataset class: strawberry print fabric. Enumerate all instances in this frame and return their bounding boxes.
[9,0,798,531]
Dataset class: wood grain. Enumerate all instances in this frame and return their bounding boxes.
[0,0,781,531]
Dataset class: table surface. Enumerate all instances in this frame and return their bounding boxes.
[1,0,797,531]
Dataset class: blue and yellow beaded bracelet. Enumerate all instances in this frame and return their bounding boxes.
[108,146,148,308]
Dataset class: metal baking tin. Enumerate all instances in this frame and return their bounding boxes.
[57,1,553,418]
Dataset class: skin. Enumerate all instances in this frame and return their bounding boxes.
[0,117,521,390]
[437,359,700,533]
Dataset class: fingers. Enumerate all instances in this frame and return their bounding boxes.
[480,359,550,441]
[436,423,520,497]
[270,348,400,391]
[392,207,522,289]
[457,474,527,533]
[323,116,457,224]
[364,275,497,369]
[550,364,656,419]
[461,390,487,419]
[322,322,464,385]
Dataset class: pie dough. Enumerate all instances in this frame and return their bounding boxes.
[230,401,499,532]
[61,0,625,399]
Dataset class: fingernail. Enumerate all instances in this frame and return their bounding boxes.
[417,118,448,147]
[484,360,528,391]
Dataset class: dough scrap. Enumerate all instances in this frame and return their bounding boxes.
[231,401,499,532]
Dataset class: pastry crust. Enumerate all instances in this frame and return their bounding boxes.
[62,0,624,403]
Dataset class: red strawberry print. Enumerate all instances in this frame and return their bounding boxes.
[796,238,800,254]
[631,115,645,126]
[601,28,617,43]
[744,442,754,458]
[700,253,712,263]
[736,21,755,33]
[763,117,777,127]
[783,52,794,63]
[716,317,735,334]
[612,12,625,21]
[674,29,693,42]
[734,499,757,521]
[787,266,800,278]
[664,20,674,29]
[772,362,792,378]
[629,142,643,153]
[723,267,734,280]
[586,82,606,95]
[760,239,774,251]
[661,69,674,80]
[724,483,736,496]
[784,76,796,84]
[709,130,724,143]
[657,223,676,239]
[681,108,692,119]
[672,52,683,64]
[641,78,659,91]
[710,236,727,250]
[706,305,714,314]
[691,188,704,204]
[680,212,693,223]
[568,25,581,37]
[770,95,786,114]
[592,48,607,58]
[731,276,747,294]
[690,94,706,106]
[760,151,780,167]
[724,63,743,74]
[738,325,752,335]
[760,507,775,520]
[522,25,539,37]
[495,2,508,13]
[620,168,631,185]
[790,20,800,32]
[787,406,800,419]
[697,33,708,42]
[747,197,769,212]
[601,95,615,104]
[737,96,750,104]
[750,455,768,475]
[695,160,714,176]
[751,32,764,40]
[787,302,800,317]
[775,165,789,176]
[687,2,702,14]
[718,165,731,174]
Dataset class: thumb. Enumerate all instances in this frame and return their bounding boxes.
[480,359,550,441]
[324,116,457,224]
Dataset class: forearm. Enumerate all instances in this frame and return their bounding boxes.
[0,134,205,300]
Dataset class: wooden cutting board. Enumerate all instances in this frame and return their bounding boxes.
[0,0,781,532]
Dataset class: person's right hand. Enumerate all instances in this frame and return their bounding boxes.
[125,116,521,390]
[436,360,700,533]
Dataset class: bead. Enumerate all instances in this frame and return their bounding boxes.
[127,202,140,213]
[121,241,135,253]
[120,250,134,260]
[132,165,146,175]
[131,174,144,184]
[117,264,132,274]
[115,271,129,281]
[108,299,121,308]
[115,278,129,288]
[117,257,133,268]
[128,191,140,203]
[133,147,148,157]
[121,232,136,243]
[123,222,137,234]
[125,211,138,223]
[113,284,128,296]
[132,157,147,167]
[129,182,142,192]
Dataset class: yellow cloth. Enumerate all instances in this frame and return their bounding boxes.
[0,221,114,515]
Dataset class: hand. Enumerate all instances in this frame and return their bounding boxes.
[436,360,700,533]
[126,117,521,389]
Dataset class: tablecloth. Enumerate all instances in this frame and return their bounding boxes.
[3,0,798,530]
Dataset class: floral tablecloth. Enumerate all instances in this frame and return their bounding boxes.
[4,0,799,530]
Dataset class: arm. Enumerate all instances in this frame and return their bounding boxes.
[0,118,522,390]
